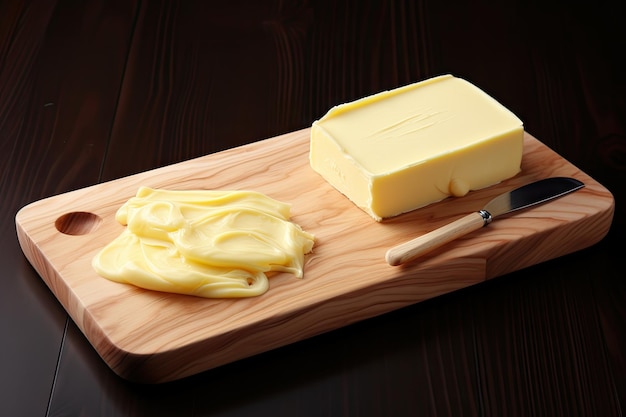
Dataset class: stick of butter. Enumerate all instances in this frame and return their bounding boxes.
[309,74,524,221]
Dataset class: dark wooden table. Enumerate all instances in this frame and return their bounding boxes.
[2,1,624,416]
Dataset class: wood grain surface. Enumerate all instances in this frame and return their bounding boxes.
[16,130,614,382]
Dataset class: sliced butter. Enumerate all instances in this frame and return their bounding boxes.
[310,74,524,221]
[92,187,315,298]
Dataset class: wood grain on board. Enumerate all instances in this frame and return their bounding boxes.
[15,129,614,383]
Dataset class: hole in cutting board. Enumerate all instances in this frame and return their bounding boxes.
[55,212,102,235]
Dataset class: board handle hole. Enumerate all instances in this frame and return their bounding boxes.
[55,212,102,235]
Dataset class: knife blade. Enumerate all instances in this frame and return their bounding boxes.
[385,177,584,266]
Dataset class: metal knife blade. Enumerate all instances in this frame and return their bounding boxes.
[385,177,585,266]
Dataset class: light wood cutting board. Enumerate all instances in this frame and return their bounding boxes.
[15,129,614,383]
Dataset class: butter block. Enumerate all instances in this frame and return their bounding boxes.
[309,74,524,221]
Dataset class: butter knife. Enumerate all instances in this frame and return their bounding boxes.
[386,177,584,266]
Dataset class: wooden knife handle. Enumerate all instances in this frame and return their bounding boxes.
[386,211,486,266]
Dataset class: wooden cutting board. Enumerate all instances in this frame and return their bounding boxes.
[16,129,614,383]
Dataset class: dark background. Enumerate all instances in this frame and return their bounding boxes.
[1,1,624,416]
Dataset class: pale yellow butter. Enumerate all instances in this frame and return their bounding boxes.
[92,187,314,298]
[310,74,524,220]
